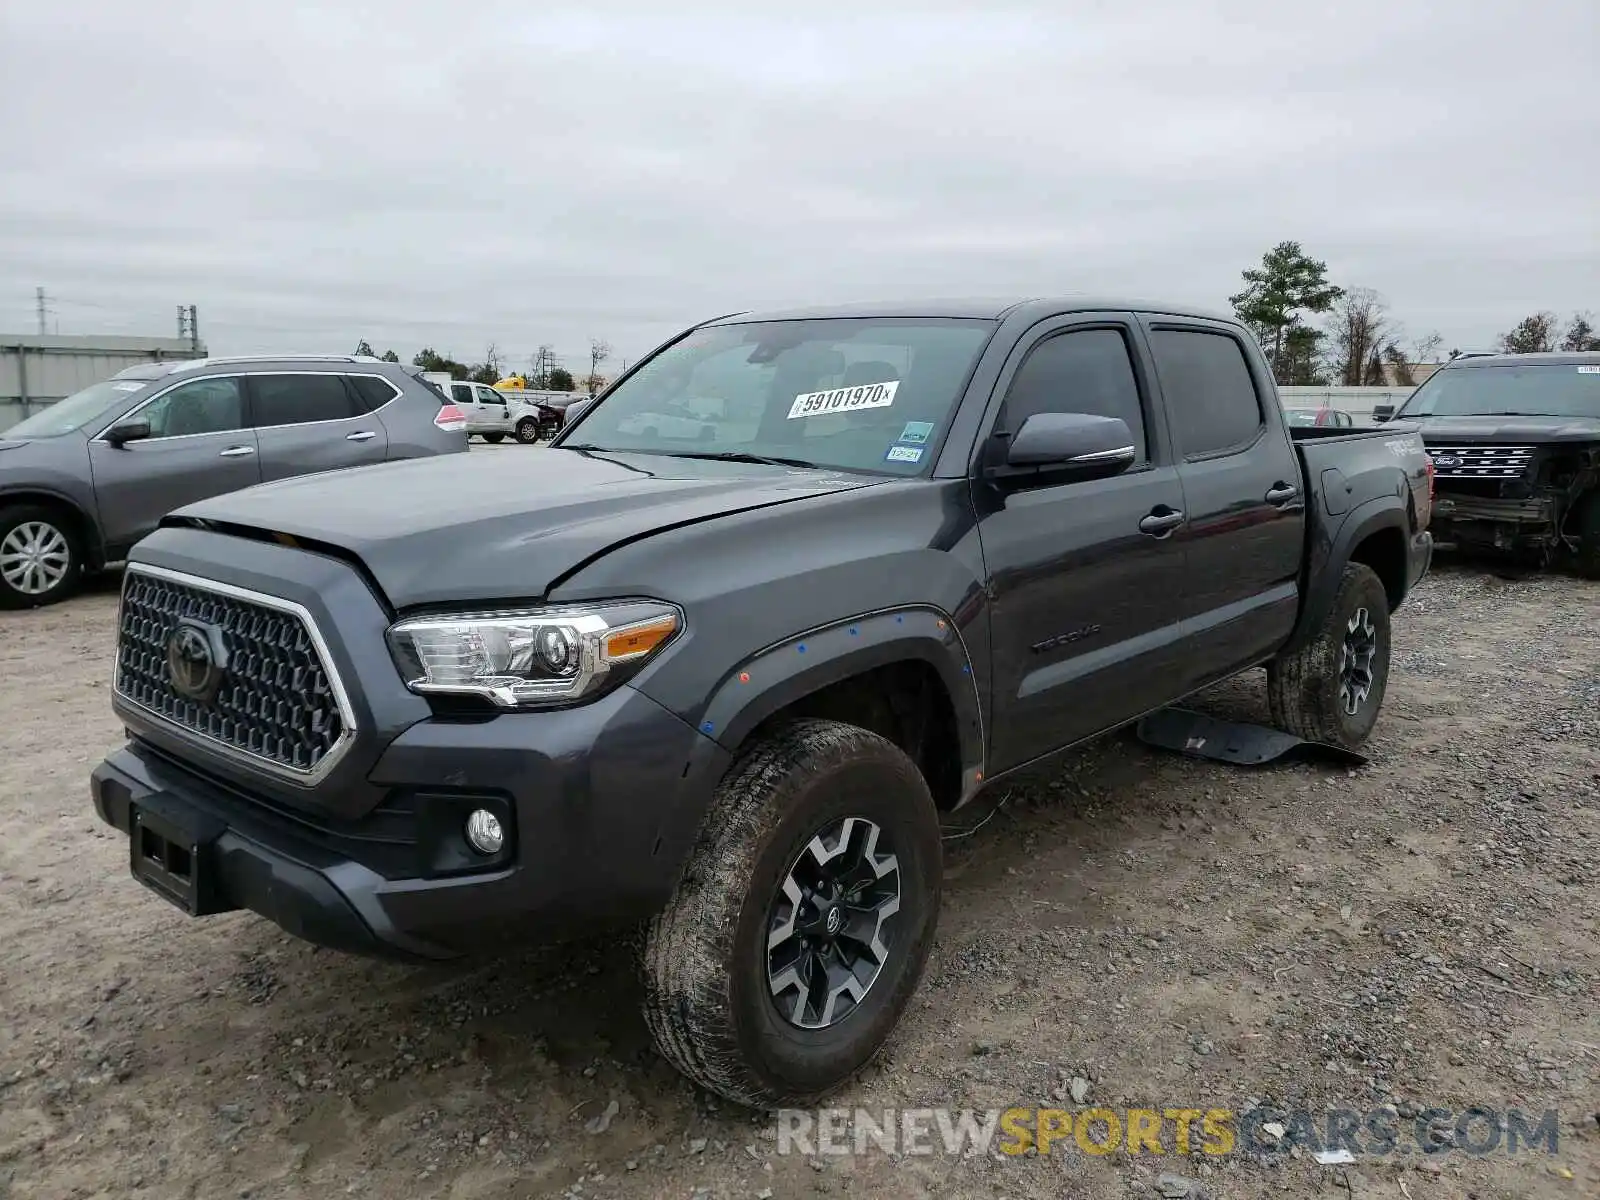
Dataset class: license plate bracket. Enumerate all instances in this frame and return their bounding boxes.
[129,793,225,915]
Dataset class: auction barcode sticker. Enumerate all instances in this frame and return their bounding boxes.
[1578,366,1600,374]
[787,380,899,419]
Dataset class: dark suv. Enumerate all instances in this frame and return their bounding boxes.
[0,355,467,607]
[1374,351,1600,573]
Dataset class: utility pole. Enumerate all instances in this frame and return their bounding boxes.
[177,306,188,340]
[187,304,199,353]
[36,287,48,335]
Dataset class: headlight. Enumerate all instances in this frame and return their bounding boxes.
[387,601,681,708]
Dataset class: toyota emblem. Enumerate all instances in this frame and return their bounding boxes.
[166,619,227,703]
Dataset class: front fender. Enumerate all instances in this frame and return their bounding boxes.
[696,604,986,800]
[1286,496,1408,652]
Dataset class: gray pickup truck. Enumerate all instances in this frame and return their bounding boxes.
[90,297,1432,1107]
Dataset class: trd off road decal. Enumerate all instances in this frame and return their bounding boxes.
[787,380,900,419]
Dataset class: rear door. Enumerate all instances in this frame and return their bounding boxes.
[448,381,484,430]
[247,372,390,481]
[1139,318,1306,689]
[87,374,260,553]
[974,314,1191,772]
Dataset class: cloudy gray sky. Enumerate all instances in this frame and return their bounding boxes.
[2,0,1595,372]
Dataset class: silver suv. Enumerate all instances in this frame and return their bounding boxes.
[0,354,468,607]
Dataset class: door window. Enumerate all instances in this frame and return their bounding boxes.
[138,377,246,438]
[476,386,505,405]
[1148,330,1264,457]
[347,374,400,412]
[999,328,1149,461]
[250,374,356,427]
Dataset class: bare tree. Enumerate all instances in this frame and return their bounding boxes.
[586,338,612,396]
[1328,288,1393,386]
[1412,332,1444,364]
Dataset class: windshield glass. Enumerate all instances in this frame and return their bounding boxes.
[561,317,995,473]
[1395,363,1600,420]
[6,377,151,437]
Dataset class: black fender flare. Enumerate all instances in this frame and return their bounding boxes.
[1285,496,1408,653]
[695,604,987,803]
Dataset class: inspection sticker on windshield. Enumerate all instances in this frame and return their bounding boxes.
[787,380,899,419]
[898,420,935,444]
[885,444,923,464]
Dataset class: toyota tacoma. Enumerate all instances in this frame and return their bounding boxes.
[91,298,1432,1107]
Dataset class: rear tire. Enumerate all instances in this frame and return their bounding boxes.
[641,718,942,1108]
[1571,490,1600,579]
[481,432,505,444]
[0,504,83,609]
[1267,562,1391,749]
[515,419,540,444]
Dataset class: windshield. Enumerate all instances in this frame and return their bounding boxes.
[6,377,151,437]
[560,317,996,474]
[1395,363,1600,420]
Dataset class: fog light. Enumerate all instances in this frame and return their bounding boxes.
[465,809,505,855]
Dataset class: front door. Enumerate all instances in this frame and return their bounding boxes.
[87,375,260,554]
[975,316,1191,772]
[247,372,390,481]
[473,385,509,432]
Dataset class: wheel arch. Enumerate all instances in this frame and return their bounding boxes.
[1285,498,1409,654]
[695,605,985,812]
[0,486,104,568]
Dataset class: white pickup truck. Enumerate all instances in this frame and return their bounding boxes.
[440,381,562,443]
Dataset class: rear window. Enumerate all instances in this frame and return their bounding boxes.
[349,375,400,411]
[1148,329,1264,456]
[1396,363,1600,420]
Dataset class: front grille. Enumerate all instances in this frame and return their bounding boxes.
[115,567,350,778]
[1424,444,1535,480]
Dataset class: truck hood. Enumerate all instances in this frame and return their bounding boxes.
[166,448,882,608]
[1402,414,1600,443]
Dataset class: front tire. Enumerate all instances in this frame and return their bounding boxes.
[515,419,540,444]
[1267,562,1392,749]
[481,432,505,444]
[642,719,942,1108]
[0,504,82,609]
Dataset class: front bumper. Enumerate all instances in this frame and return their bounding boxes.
[92,678,731,960]
[1429,493,1558,551]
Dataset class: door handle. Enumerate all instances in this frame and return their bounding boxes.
[346,431,377,442]
[1139,508,1185,537]
[218,445,255,458]
[1265,483,1301,505]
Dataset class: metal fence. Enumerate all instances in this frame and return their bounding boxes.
[1,335,205,431]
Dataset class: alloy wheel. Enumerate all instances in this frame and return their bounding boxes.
[0,521,70,596]
[766,816,901,1030]
[1338,605,1378,716]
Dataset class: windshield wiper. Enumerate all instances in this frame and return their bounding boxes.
[661,450,821,469]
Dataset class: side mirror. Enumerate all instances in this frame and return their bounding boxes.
[1370,404,1395,423]
[994,412,1137,482]
[104,417,151,447]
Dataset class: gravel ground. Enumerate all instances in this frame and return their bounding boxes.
[0,562,1596,1200]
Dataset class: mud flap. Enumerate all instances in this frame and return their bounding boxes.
[1135,707,1369,768]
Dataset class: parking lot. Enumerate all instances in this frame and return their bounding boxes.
[1,516,1597,1197]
